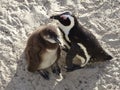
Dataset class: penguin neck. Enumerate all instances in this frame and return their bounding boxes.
[59,27,71,47]
[58,19,74,42]
[58,18,74,34]
[45,41,58,49]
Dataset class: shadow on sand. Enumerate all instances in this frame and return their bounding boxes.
[5,50,111,90]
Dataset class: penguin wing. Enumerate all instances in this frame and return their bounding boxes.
[26,46,42,72]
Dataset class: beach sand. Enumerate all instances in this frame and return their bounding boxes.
[0,0,120,90]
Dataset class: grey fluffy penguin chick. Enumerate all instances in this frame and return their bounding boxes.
[25,25,61,80]
[50,12,113,72]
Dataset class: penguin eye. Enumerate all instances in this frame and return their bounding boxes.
[46,29,55,37]
[46,29,51,34]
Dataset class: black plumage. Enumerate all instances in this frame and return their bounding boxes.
[50,12,113,71]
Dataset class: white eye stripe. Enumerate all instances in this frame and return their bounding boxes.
[43,36,56,43]
[58,15,75,43]
[45,38,56,43]
[61,15,71,19]
[60,15,67,20]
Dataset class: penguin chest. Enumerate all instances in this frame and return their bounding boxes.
[39,49,57,69]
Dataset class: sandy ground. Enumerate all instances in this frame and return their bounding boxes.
[0,0,120,90]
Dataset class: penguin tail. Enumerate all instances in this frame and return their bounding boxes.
[93,52,113,62]
[103,54,113,61]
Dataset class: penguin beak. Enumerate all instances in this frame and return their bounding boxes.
[54,37,61,44]
[50,15,60,20]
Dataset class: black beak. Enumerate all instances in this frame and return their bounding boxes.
[54,37,61,44]
[50,15,60,20]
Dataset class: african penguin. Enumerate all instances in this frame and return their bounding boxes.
[25,24,61,80]
[50,12,113,71]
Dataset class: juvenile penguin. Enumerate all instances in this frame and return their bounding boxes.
[25,25,61,80]
[50,12,113,71]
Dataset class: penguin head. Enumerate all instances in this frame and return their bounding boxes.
[41,25,60,44]
[50,12,75,30]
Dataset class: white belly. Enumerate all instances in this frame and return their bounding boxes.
[38,49,57,69]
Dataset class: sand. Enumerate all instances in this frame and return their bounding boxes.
[0,0,120,90]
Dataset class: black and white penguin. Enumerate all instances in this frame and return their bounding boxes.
[25,24,61,80]
[50,12,113,71]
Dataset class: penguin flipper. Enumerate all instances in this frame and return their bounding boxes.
[65,43,84,72]
[26,47,41,72]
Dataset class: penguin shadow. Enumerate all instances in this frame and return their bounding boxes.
[5,50,113,90]
[54,58,113,90]
[5,51,65,90]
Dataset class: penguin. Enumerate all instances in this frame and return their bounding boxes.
[50,12,113,71]
[25,24,61,80]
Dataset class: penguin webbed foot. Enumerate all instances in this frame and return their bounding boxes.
[38,70,50,80]
[65,64,82,72]
[52,65,61,75]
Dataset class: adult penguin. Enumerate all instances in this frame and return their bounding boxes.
[50,12,113,71]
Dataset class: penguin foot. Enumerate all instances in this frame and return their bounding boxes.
[65,64,82,72]
[38,70,50,80]
[52,66,61,75]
